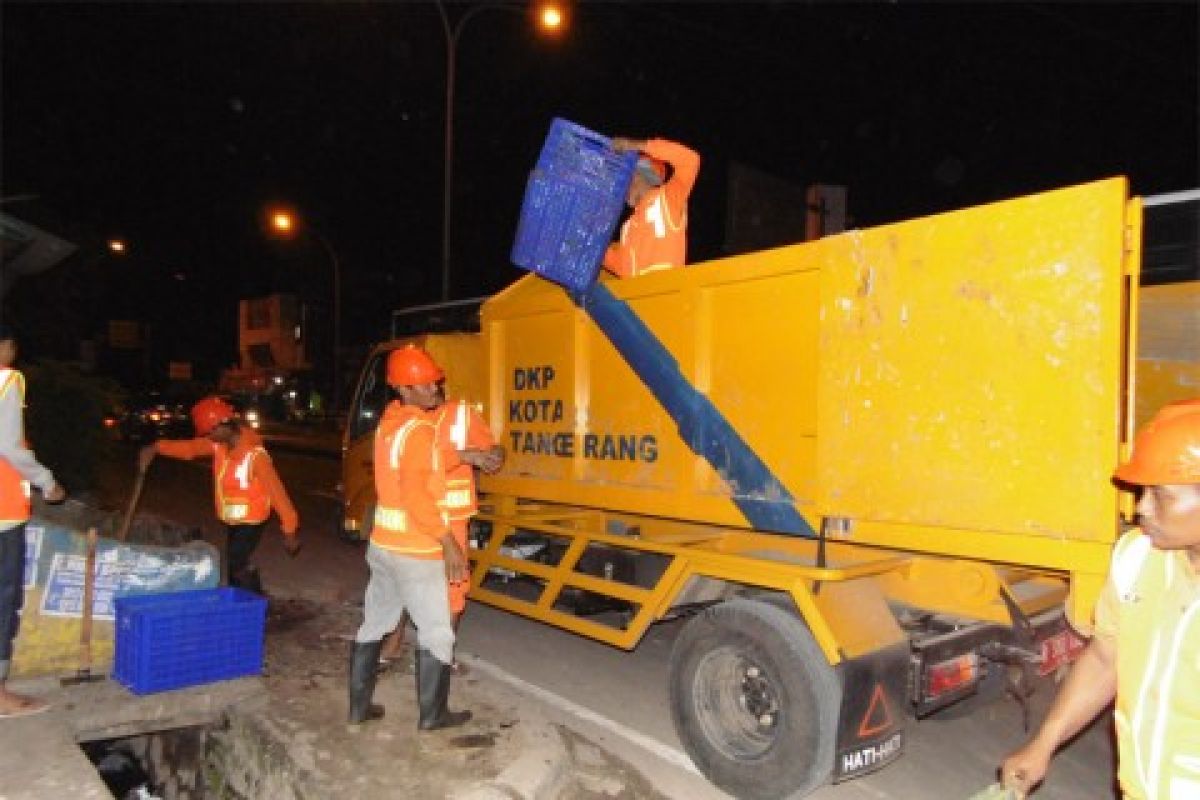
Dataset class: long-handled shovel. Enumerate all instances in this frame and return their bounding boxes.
[62,528,105,686]
[116,464,148,543]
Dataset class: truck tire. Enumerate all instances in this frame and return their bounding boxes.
[669,597,841,800]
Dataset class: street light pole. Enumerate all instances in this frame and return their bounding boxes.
[268,210,342,416]
[436,1,563,301]
[312,231,342,416]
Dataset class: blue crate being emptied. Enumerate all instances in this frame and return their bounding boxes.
[511,118,638,292]
[114,587,267,695]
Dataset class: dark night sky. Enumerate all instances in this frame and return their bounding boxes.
[2,1,1197,376]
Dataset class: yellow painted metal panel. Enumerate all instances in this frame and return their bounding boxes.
[816,178,1129,543]
[581,289,687,491]
[701,270,820,504]
[491,309,577,483]
[483,251,827,531]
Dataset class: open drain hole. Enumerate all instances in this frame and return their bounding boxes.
[81,723,213,800]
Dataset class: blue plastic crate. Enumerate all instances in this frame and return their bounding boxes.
[113,587,267,695]
[511,118,637,292]
[534,118,637,196]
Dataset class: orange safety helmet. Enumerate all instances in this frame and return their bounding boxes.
[386,345,444,387]
[191,396,236,437]
[1114,400,1200,485]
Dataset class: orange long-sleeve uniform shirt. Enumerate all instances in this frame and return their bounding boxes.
[371,402,448,559]
[436,400,496,530]
[155,429,298,534]
[603,138,701,278]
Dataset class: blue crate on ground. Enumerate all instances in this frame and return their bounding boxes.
[511,118,637,292]
[113,587,267,695]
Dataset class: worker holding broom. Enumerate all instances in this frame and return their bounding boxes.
[139,395,300,594]
[0,323,67,718]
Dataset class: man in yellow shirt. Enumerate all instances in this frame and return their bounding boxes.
[1002,400,1200,799]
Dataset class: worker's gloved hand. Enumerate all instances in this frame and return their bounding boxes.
[137,444,157,472]
[44,483,67,504]
[283,534,301,557]
[610,136,643,154]
[461,446,505,475]
[478,445,505,474]
[441,533,468,583]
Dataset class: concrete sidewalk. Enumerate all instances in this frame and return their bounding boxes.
[242,595,575,799]
[0,600,575,800]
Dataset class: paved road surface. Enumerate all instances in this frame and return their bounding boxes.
[458,601,1116,800]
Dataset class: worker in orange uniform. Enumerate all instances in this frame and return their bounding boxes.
[0,323,67,718]
[348,345,471,731]
[602,135,701,278]
[1001,398,1200,800]
[138,396,300,594]
[377,384,504,671]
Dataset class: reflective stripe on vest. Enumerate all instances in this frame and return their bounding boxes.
[449,401,468,450]
[389,418,425,470]
[223,503,250,520]
[374,505,408,532]
[436,401,477,519]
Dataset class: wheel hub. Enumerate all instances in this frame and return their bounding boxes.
[693,648,781,759]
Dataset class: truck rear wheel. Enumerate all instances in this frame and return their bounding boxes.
[669,597,841,800]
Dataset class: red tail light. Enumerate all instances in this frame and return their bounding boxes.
[924,654,978,700]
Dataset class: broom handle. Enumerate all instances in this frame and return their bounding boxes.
[79,528,98,672]
[117,467,147,543]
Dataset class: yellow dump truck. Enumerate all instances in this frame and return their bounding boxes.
[342,178,1198,800]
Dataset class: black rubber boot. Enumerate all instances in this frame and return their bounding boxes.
[231,566,265,597]
[416,648,471,731]
[348,641,386,727]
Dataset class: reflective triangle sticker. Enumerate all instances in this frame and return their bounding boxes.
[857,684,893,738]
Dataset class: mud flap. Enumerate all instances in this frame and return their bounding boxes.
[833,643,908,782]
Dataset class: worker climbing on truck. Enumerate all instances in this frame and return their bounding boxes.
[1002,398,1200,800]
[378,381,503,673]
[602,135,700,278]
[138,395,300,594]
[348,345,471,731]
[0,323,67,718]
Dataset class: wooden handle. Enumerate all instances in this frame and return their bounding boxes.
[79,528,98,671]
[117,467,147,542]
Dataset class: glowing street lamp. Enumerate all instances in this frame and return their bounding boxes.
[107,238,127,254]
[270,211,294,234]
[539,3,564,31]
[266,207,343,412]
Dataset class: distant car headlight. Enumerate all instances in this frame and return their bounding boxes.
[245,409,261,428]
